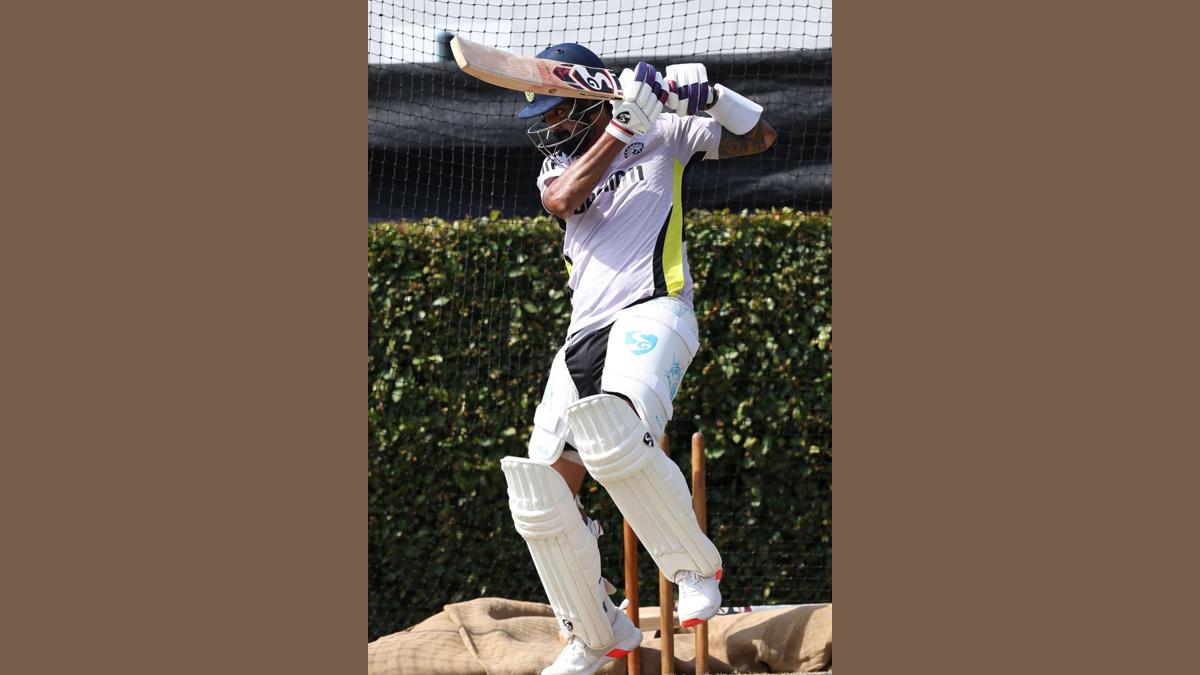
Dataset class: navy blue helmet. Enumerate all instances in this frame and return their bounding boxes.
[516,43,608,119]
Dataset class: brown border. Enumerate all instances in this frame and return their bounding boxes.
[839,1,1188,672]
[7,2,364,673]
[12,1,1180,673]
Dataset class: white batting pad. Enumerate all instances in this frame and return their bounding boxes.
[600,299,699,441]
[500,457,615,650]
[565,394,722,580]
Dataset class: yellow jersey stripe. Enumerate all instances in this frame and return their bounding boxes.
[661,160,687,296]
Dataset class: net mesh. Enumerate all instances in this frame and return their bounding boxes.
[369,0,831,221]
[369,0,832,644]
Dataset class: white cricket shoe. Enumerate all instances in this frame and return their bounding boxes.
[675,568,723,628]
[541,601,642,675]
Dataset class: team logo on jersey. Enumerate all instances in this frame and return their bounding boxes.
[551,64,618,95]
[625,331,658,355]
[624,141,644,158]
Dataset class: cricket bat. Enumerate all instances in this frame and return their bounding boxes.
[450,36,624,101]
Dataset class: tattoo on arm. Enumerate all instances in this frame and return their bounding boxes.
[717,119,777,159]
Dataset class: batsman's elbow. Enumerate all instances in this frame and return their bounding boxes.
[717,118,778,159]
[540,178,576,219]
[542,194,574,220]
[761,121,777,150]
[751,118,777,154]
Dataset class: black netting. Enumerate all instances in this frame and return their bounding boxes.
[369,0,831,220]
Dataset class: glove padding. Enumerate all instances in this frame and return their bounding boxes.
[665,63,712,117]
[607,63,668,143]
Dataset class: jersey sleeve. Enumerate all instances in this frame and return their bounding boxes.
[670,115,723,163]
[536,156,567,214]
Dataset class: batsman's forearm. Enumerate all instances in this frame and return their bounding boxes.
[542,135,626,218]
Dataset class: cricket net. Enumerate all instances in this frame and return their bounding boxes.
[368,0,833,660]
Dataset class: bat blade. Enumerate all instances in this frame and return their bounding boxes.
[450,36,623,101]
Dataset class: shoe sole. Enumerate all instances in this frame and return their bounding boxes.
[542,624,642,675]
[604,623,644,658]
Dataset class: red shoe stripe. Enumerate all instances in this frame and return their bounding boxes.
[715,569,723,580]
[606,647,631,657]
[681,618,706,628]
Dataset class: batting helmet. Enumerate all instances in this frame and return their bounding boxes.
[516,43,608,119]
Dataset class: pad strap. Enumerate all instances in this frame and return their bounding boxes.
[527,401,568,463]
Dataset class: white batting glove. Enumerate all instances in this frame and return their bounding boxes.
[664,63,713,117]
[606,62,668,144]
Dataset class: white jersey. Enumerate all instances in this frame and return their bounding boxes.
[537,114,722,337]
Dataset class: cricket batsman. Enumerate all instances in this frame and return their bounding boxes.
[499,43,776,675]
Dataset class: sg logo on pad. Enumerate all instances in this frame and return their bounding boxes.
[625,331,657,355]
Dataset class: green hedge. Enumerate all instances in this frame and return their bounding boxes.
[369,209,831,640]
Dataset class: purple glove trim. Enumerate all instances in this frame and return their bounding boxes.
[679,81,710,116]
[634,62,667,102]
[634,62,657,84]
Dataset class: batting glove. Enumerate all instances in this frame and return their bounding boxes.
[664,63,713,117]
[607,62,668,144]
